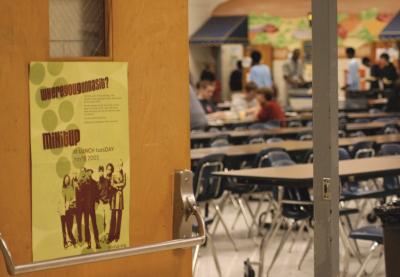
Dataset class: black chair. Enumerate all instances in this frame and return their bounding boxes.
[379,143,400,156]
[297,132,313,141]
[209,134,230,148]
[246,135,265,145]
[347,226,384,277]
[192,153,231,276]
[350,141,375,159]
[379,123,399,135]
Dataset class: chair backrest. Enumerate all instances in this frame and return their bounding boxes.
[247,135,265,145]
[348,130,366,137]
[369,108,382,114]
[339,147,351,160]
[252,147,290,168]
[338,130,347,138]
[209,134,230,147]
[193,153,226,202]
[272,160,312,215]
[266,119,281,128]
[351,141,375,159]
[378,142,400,191]
[266,137,284,143]
[381,124,399,135]
[298,132,313,141]
[288,121,302,128]
[378,144,400,156]
[354,118,370,123]
[306,148,350,164]
[249,123,268,130]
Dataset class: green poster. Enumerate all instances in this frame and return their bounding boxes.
[29,62,130,261]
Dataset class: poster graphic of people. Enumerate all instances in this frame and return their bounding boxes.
[29,62,130,261]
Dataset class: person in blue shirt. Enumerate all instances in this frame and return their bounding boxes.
[344,47,360,91]
[249,50,273,89]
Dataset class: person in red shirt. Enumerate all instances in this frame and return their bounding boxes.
[256,88,286,124]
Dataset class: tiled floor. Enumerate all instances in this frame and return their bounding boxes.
[194,198,385,277]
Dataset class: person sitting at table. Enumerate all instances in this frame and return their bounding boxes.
[196,80,225,121]
[231,81,259,120]
[197,80,218,114]
[256,88,286,124]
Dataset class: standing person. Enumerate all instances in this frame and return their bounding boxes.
[387,80,400,112]
[108,161,126,243]
[362,57,382,92]
[255,88,286,124]
[74,169,86,244]
[82,169,101,249]
[230,81,259,120]
[200,64,216,82]
[97,166,111,236]
[249,50,273,89]
[58,174,76,248]
[343,47,360,91]
[229,60,243,93]
[379,53,399,90]
[283,49,305,89]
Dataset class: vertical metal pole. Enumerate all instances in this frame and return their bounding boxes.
[312,0,339,276]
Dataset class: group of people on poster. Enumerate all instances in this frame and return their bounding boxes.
[58,161,126,250]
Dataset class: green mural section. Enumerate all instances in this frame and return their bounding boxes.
[249,8,394,49]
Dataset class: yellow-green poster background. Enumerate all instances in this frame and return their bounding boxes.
[29,62,130,261]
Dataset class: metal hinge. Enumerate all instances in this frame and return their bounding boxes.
[322,178,331,200]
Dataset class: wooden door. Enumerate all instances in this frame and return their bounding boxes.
[0,1,191,277]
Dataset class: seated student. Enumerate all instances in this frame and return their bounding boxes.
[386,80,400,112]
[189,85,208,130]
[196,80,225,121]
[256,88,286,124]
[231,81,259,120]
[197,80,218,114]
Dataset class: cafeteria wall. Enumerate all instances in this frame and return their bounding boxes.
[189,0,227,84]
[0,0,191,276]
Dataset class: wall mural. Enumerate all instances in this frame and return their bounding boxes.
[249,8,395,50]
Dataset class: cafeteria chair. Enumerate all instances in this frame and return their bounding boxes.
[209,134,231,148]
[266,137,284,143]
[263,159,314,277]
[348,131,366,137]
[288,120,302,128]
[246,135,265,145]
[378,143,400,156]
[349,141,375,159]
[380,123,399,135]
[369,108,382,114]
[353,118,370,123]
[297,132,313,141]
[346,226,384,277]
[192,153,231,277]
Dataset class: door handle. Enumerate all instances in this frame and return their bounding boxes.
[0,170,205,275]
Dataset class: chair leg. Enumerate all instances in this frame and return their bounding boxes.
[212,202,238,251]
[298,236,313,271]
[207,232,222,277]
[289,220,306,253]
[258,214,284,277]
[230,208,242,231]
[369,246,384,276]
[266,220,295,276]
[192,244,200,276]
[355,242,379,277]
[211,193,230,235]
[237,197,253,232]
